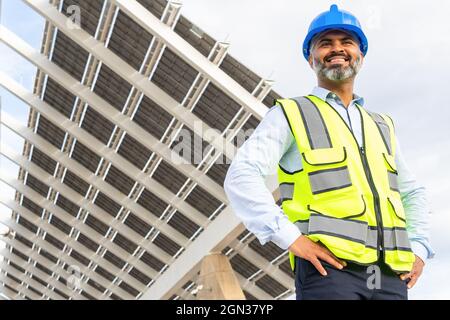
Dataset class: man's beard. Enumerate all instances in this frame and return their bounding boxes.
[313,55,362,81]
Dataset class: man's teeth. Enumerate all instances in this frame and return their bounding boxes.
[329,58,346,63]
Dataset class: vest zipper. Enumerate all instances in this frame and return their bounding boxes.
[359,146,384,260]
[319,99,384,261]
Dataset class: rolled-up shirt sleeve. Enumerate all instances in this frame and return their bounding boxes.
[224,106,301,250]
[395,138,435,262]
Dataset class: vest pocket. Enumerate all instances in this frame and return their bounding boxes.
[383,153,399,193]
[383,153,397,173]
[302,146,347,166]
[384,199,412,257]
[308,194,367,219]
[303,147,353,195]
[308,166,352,195]
[302,196,370,255]
[387,196,406,224]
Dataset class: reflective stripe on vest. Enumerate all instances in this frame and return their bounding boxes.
[279,183,294,201]
[294,216,376,247]
[367,111,392,155]
[388,171,399,192]
[383,228,412,251]
[308,166,352,194]
[292,97,332,149]
[294,219,412,251]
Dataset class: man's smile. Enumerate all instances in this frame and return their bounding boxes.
[325,55,350,66]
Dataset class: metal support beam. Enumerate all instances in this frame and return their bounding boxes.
[139,178,285,299]
[0,25,227,203]
[0,274,42,300]
[41,2,118,295]
[0,174,146,299]
[138,82,277,299]
[0,136,188,296]
[103,5,225,293]
[0,0,292,302]
[0,179,171,296]
[1,251,86,300]
[0,249,81,299]
[0,280,25,300]
[1,149,173,298]
[0,219,132,299]
[0,191,151,292]
[0,75,207,250]
[0,262,60,299]
[139,205,245,299]
[0,166,154,295]
[138,80,276,300]
[140,39,230,241]
[14,0,60,206]
[0,283,21,300]
[2,131,181,259]
[0,234,117,300]
[109,0,268,120]
[235,273,272,300]
[1,111,188,252]
[229,240,292,290]
[21,0,237,162]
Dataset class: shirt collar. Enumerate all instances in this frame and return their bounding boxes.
[311,86,365,107]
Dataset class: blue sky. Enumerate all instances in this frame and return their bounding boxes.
[1,0,449,299]
[0,0,45,233]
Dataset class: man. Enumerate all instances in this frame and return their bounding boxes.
[224,4,434,300]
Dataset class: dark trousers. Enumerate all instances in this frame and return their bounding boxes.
[295,256,408,300]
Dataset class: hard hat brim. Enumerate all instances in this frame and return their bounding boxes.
[303,24,368,60]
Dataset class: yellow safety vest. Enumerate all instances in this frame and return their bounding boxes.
[276,95,415,273]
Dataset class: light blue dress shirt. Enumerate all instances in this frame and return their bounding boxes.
[224,86,435,263]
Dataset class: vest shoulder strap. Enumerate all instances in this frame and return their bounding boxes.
[275,96,332,151]
[365,108,396,156]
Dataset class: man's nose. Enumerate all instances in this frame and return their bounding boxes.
[330,41,345,53]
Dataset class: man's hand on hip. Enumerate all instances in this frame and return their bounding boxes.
[400,255,425,289]
[288,235,347,276]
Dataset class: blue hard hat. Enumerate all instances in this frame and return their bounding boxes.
[302,4,368,60]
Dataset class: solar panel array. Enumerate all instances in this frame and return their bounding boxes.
[0,0,296,300]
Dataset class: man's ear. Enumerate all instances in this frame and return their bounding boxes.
[308,54,314,68]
